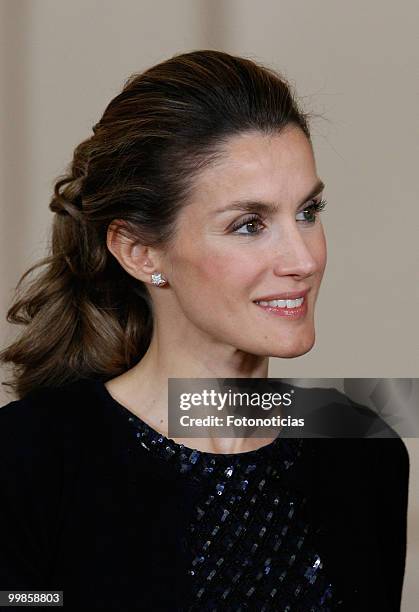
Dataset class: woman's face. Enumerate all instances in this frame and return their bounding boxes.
[161,126,327,358]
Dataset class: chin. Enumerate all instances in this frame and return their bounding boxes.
[278,345,314,359]
[267,332,316,359]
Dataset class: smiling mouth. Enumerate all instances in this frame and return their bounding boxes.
[253,296,308,318]
[254,297,305,309]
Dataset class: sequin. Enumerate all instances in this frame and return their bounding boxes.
[123,408,343,611]
[165,445,176,458]
[220,509,229,522]
[273,538,282,552]
[189,450,200,464]
[215,483,225,495]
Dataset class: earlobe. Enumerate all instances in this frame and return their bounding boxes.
[106,224,146,280]
[106,221,167,284]
[151,272,168,287]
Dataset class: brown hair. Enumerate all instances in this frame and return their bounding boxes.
[1,50,317,399]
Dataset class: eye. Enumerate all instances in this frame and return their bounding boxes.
[230,198,328,235]
[296,198,327,224]
[231,214,265,235]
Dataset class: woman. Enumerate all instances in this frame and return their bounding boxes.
[0,50,409,611]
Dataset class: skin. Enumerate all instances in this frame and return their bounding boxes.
[106,125,327,453]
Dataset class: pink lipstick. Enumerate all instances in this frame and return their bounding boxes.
[253,288,309,319]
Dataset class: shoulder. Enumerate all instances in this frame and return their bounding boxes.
[0,378,163,483]
[287,383,405,438]
[0,378,98,430]
[282,383,410,480]
[330,386,410,446]
[0,379,107,470]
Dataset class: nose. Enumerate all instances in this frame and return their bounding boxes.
[271,223,321,279]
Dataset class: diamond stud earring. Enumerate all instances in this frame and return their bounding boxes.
[151,272,168,287]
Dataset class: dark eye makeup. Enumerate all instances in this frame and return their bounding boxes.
[230,198,328,235]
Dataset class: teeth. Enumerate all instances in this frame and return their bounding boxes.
[256,297,304,308]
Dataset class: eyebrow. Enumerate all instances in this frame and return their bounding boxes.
[214,179,325,215]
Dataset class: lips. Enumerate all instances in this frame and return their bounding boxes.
[253,297,308,319]
[253,288,310,302]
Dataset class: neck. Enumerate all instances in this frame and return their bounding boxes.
[104,330,271,454]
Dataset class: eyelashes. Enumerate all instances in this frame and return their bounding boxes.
[298,198,327,223]
[231,198,328,235]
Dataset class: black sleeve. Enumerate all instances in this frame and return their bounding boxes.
[0,398,61,591]
[374,438,410,611]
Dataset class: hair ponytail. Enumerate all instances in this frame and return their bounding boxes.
[1,136,153,399]
[1,49,315,399]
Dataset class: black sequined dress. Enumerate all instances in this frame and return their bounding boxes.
[120,405,344,612]
[0,379,410,611]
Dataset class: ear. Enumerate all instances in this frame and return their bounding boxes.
[106,221,163,284]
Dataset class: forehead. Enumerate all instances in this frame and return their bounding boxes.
[186,126,317,210]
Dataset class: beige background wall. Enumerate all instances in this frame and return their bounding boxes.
[1,0,417,608]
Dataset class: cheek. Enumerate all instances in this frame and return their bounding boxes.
[170,246,258,332]
[174,243,258,288]
[203,251,258,284]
